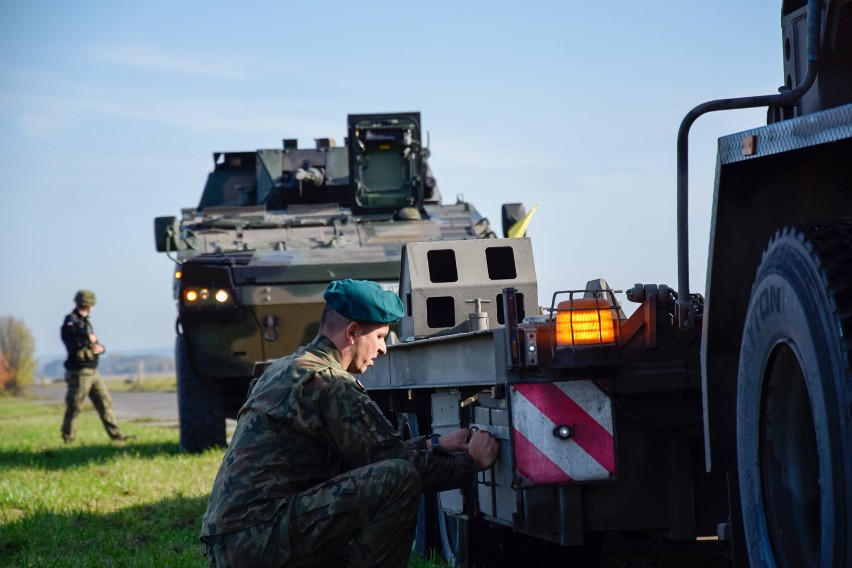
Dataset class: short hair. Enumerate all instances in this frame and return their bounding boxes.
[319,305,353,333]
[319,304,387,336]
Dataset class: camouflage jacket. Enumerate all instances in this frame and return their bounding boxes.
[201,335,476,537]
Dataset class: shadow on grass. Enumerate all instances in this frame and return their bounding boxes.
[0,493,209,567]
[0,440,185,471]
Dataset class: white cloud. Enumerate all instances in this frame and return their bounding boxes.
[91,44,250,80]
[3,82,343,142]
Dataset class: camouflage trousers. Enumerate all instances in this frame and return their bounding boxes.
[203,458,421,568]
[61,368,124,442]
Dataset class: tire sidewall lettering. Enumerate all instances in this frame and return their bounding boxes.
[738,242,847,567]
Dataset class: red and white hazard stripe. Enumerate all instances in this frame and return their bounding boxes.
[510,380,616,486]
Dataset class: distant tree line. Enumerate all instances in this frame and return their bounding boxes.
[41,353,175,378]
[1,314,175,389]
[0,315,36,395]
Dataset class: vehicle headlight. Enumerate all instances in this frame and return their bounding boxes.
[181,287,235,308]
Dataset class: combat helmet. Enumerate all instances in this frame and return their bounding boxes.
[74,289,96,308]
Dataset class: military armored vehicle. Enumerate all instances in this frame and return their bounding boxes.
[154,112,519,452]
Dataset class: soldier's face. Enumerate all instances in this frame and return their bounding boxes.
[348,323,390,374]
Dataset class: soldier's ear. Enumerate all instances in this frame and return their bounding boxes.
[345,322,361,344]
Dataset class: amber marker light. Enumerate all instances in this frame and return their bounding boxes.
[214,289,230,303]
[175,270,182,280]
[555,298,616,347]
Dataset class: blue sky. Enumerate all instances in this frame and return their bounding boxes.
[0,1,782,357]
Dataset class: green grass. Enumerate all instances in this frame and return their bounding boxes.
[0,398,218,567]
[0,397,445,567]
[106,375,177,393]
[32,375,177,394]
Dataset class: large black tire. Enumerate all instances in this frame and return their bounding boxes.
[176,335,226,453]
[395,412,440,557]
[737,222,852,568]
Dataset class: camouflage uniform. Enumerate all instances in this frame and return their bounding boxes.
[201,335,477,567]
[60,308,124,442]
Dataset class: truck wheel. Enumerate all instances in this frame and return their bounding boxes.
[737,222,852,568]
[176,335,226,453]
[438,507,463,565]
[396,412,438,557]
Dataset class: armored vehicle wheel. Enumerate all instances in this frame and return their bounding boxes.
[737,221,852,568]
[176,335,226,453]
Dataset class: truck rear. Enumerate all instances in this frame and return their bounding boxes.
[363,2,852,566]
[362,238,724,565]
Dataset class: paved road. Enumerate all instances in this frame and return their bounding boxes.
[30,383,179,427]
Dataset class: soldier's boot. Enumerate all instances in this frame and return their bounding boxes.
[112,434,138,444]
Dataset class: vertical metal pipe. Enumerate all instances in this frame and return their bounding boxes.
[674,0,822,328]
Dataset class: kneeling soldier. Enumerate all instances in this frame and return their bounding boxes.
[201,279,498,567]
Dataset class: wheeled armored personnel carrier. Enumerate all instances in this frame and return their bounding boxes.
[154,112,520,452]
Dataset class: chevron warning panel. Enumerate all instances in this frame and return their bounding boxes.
[509,380,616,487]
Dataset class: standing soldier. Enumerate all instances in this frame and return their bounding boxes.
[60,289,132,444]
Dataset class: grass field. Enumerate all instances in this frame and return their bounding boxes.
[0,395,444,567]
[0,396,218,567]
[104,375,177,393]
[35,375,179,394]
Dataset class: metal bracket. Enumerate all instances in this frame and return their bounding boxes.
[262,314,280,342]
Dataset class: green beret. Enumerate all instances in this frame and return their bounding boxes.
[323,279,404,323]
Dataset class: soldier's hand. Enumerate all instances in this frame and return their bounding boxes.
[92,343,105,355]
[468,429,499,471]
[436,429,470,452]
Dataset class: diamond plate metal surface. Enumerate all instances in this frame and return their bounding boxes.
[717,103,852,165]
